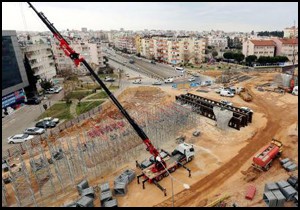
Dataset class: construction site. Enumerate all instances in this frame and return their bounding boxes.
[2,65,298,207]
[2,3,298,207]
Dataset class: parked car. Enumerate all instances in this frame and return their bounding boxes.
[7,134,34,144]
[125,73,130,77]
[133,80,142,84]
[220,89,234,97]
[24,127,45,135]
[25,96,41,105]
[35,120,56,128]
[150,60,156,64]
[40,117,59,124]
[220,100,233,106]
[54,86,63,93]
[215,87,224,93]
[188,77,196,82]
[240,107,253,113]
[152,81,162,85]
[45,88,55,94]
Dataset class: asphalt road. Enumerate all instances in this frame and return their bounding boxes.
[2,88,65,152]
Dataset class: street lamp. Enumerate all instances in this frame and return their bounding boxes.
[156,156,190,207]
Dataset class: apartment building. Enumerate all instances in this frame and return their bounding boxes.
[21,38,56,82]
[283,26,298,38]
[272,38,298,64]
[242,39,276,58]
[2,30,29,110]
[140,36,206,65]
[207,36,228,49]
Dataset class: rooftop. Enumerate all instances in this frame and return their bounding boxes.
[250,40,276,46]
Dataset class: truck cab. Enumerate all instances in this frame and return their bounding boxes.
[172,143,195,162]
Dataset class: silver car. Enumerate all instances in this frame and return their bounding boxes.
[24,127,45,135]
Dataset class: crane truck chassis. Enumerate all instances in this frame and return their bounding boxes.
[136,143,195,196]
[27,2,194,197]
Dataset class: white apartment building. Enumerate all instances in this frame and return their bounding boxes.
[284,26,298,38]
[207,36,228,49]
[272,38,298,64]
[242,39,276,58]
[21,43,56,82]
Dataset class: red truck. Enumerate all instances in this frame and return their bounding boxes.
[252,139,283,171]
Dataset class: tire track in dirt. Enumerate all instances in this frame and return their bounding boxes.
[156,83,297,207]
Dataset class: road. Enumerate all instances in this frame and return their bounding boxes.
[2,88,65,152]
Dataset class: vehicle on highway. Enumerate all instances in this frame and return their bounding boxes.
[104,77,115,82]
[24,127,45,135]
[136,57,142,60]
[7,134,34,144]
[125,73,130,77]
[133,80,142,84]
[35,120,56,128]
[54,86,63,93]
[175,67,185,72]
[152,81,162,85]
[220,89,234,97]
[164,78,174,83]
[25,96,41,105]
[40,117,60,124]
[220,100,233,106]
[129,59,135,64]
[150,60,156,64]
[188,77,196,82]
[240,107,253,113]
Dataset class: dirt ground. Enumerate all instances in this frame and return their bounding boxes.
[3,72,298,207]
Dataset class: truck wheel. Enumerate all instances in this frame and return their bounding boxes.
[188,156,194,162]
[156,175,163,182]
[163,172,169,177]
[169,167,176,173]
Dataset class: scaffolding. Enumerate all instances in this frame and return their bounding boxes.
[2,102,198,207]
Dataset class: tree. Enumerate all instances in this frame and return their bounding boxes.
[40,78,54,91]
[223,51,234,59]
[212,51,218,58]
[233,53,245,63]
[245,55,257,65]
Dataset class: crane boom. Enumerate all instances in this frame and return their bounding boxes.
[27,2,164,172]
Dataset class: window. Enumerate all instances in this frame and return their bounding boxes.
[2,36,23,90]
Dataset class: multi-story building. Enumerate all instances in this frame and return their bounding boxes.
[2,30,29,110]
[283,26,298,38]
[135,35,142,55]
[272,38,298,64]
[242,39,276,58]
[141,36,206,65]
[207,36,228,49]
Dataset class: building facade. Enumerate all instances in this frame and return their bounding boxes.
[2,30,29,109]
[242,39,276,58]
[283,26,298,38]
[272,38,298,64]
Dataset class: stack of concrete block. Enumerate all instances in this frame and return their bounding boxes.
[77,179,89,195]
[100,190,113,206]
[263,191,277,207]
[281,186,297,201]
[114,182,127,196]
[76,196,94,207]
[104,198,118,207]
[294,193,298,207]
[287,176,298,188]
[123,169,136,183]
[271,190,286,207]
[81,187,95,199]
[114,173,129,185]
[264,182,279,192]
[99,182,110,193]
[280,158,298,172]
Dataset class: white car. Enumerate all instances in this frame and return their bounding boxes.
[215,87,224,93]
[240,107,253,113]
[40,117,59,124]
[24,127,45,135]
[7,134,34,144]
[104,77,115,82]
[164,78,174,83]
[152,81,162,85]
[220,89,234,97]
[188,77,196,82]
[54,86,62,93]
[133,80,142,84]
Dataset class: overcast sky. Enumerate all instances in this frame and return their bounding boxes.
[2,2,298,32]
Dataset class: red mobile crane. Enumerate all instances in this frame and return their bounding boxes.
[27,2,194,195]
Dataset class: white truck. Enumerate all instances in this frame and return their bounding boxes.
[292,86,298,96]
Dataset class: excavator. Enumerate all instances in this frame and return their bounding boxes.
[27,2,194,196]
